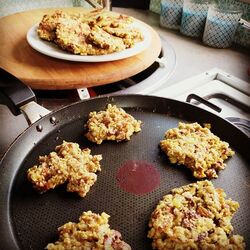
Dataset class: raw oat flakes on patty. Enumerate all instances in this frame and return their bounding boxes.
[148,180,245,250]
[27,141,102,197]
[160,122,234,179]
[85,104,141,144]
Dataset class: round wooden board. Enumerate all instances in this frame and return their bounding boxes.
[0,8,161,90]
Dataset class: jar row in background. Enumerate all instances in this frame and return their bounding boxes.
[149,0,250,49]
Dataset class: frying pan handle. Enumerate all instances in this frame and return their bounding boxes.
[0,68,36,115]
[186,94,222,113]
[0,68,50,124]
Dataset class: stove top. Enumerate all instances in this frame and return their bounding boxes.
[154,68,250,137]
[0,37,176,157]
[0,67,249,159]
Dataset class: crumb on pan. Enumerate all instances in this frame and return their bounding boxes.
[148,180,245,250]
[27,141,102,197]
[160,122,234,179]
[85,104,141,144]
[46,211,131,250]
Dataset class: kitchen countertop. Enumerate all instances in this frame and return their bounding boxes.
[0,7,249,157]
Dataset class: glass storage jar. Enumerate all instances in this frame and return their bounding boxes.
[180,0,209,38]
[160,0,183,30]
[203,5,242,48]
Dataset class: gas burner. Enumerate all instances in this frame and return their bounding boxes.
[226,117,250,138]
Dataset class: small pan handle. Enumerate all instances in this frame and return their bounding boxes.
[186,94,222,113]
[0,68,50,124]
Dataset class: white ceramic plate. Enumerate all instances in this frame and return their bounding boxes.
[26,22,151,62]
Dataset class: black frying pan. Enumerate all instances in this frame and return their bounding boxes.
[0,69,249,250]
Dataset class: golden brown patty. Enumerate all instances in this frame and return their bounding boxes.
[87,25,126,53]
[37,10,70,41]
[148,180,245,250]
[80,8,134,28]
[160,122,234,179]
[85,104,142,144]
[37,9,143,55]
[55,19,108,55]
[46,211,131,250]
[103,26,143,48]
[27,141,102,197]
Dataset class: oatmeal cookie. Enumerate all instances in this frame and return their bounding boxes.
[27,141,102,197]
[36,9,143,55]
[85,104,141,144]
[148,180,245,250]
[46,211,131,250]
[37,10,70,41]
[80,8,134,28]
[55,19,108,55]
[160,122,234,179]
[87,25,126,53]
[103,26,143,48]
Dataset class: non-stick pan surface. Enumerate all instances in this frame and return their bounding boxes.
[0,95,249,250]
